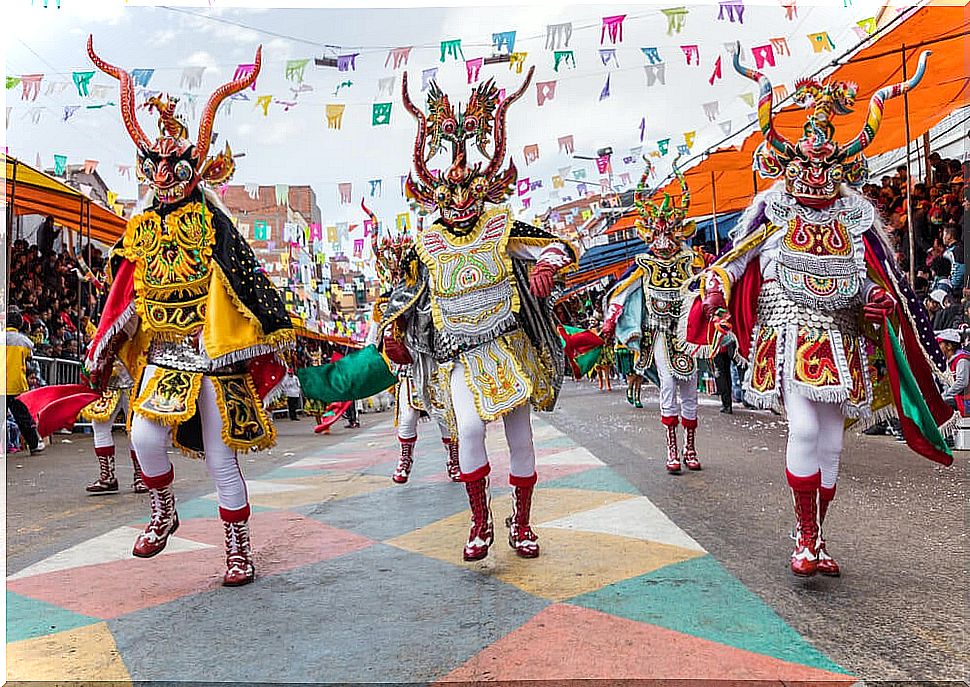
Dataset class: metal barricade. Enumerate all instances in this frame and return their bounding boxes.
[32,356,83,386]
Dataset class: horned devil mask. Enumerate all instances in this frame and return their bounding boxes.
[401,67,535,232]
[733,43,930,208]
[87,35,262,205]
[633,158,696,258]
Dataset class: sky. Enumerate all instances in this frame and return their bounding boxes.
[4,0,911,233]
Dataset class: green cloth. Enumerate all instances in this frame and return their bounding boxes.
[885,320,952,459]
[297,345,397,402]
[574,348,602,378]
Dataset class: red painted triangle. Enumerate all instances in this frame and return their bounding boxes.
[439,603,853,683]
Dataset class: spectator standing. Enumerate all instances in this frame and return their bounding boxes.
[942,225,965,291]
[282,369,303,421]
[5,309,44,454]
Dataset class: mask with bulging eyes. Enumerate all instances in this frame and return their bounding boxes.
[88,35,261,206]
[732,43,930,209]
[633,157,697,256]
[402,67,535,232]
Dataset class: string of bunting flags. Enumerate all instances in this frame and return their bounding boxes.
[8,1,894,224]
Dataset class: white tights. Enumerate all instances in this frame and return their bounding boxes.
[449,362,536,478]
[92,419,115,449]
[92,390,129,449]
[784,392,843,489]
[397,379,450,441]
[130,365,248,511]
[654,341,698,420]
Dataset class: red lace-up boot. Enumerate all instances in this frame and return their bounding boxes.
[132,467,179,558]
[460,464,493,561]
[507,473,540,558]
[816,484,840,577]
[662,416,681,473]
[443,438,461,482]
[787,470,821,577]
[130,450,148,493]
[392,437,416,484]
[221,505,255,587]
[682,417,702,470]
[87,446,119,493]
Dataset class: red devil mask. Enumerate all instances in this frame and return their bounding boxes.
[401,67,535,232]
[733,43,930,209]
[88,35,261,205]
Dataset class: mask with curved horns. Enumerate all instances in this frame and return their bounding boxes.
[633,157,696,257]
[401,66,535,231]
[732,42,930,208]
[87,35,261,205]
[362,199,413,288]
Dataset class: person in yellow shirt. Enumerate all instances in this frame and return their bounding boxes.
[6,309,44,453]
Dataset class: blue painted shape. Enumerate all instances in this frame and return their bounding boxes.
[109,544,549,682]
[259,467,331,480]
[568,555,849,674]
[300,482,468,541]
[535,435,576,450]
[6,591,99,643]
[539,466,641,495]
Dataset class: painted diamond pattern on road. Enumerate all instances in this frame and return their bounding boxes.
[7,526,215,581]
[7,416,851,682]
[439,603,854,683]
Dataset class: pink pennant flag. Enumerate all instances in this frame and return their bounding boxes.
[234,63,259,90]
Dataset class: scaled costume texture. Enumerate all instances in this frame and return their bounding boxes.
[84,36,293,587]
[686,47,952,578]
[379,67,576,561]
[603,159,705,472]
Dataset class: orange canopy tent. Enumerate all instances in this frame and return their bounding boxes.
[650,3,969,217]
[4,153,127,245]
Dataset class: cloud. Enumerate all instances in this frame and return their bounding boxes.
[148,29,177,47]
[184,50,223,80]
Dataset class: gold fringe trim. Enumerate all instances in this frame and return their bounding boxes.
[80,390,122,423]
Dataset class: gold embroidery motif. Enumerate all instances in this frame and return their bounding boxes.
[123,202,215,338]
[210,373,276,452]
[459,331,549,421]
[793,327,842,387]
[81,389,122,423]
[415,208,519,334]
[133,367,203,425]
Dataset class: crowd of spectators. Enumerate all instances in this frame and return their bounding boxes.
[861,154,968,334]
[7,222,105,365]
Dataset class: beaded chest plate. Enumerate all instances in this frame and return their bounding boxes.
[764,192,872,311]
[417,208,519,341]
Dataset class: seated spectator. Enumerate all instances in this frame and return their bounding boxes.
[931,289,965,330]
[929,255,953,294]
[937,329,969,414]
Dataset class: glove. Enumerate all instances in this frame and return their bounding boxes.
[702,287,728,321]
[382,332,413,365]
[601,303,623,339]
[528,262,557,298]
[864,287,895,323]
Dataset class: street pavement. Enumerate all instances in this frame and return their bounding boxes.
[5,381,968,683]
